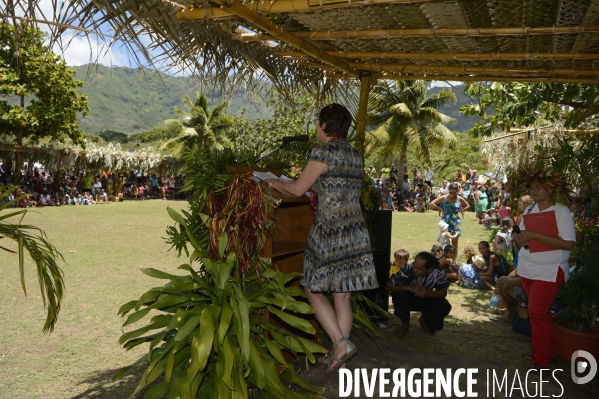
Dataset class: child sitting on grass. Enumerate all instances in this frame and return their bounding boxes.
[457,252,486,289]
[389,249,409,277]
[438,245,459,283]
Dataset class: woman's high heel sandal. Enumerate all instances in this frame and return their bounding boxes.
[324,335,358,374]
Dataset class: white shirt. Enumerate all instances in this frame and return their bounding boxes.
[424,170,434,181]
[517,203,576,282]
[438,186,449,196]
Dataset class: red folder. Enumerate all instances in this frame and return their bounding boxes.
[522,211,559,253]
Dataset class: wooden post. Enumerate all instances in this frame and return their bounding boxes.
[355,72,375,161]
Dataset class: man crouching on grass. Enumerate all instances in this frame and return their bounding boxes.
[386,252,452,338]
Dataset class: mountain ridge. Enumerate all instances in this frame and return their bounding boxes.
[72,65,477,134]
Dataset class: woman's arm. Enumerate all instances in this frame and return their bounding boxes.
[266,160,327,197]
[516,231,575,251]
[459,196,470,212]
[429,195,444,211]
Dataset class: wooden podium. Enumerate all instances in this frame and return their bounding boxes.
[228,166,319,341]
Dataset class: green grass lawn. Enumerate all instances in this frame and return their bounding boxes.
[0,203,595,398]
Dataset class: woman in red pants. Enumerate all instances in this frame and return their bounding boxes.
[512,170,575,372]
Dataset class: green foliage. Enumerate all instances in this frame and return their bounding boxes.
[73,64,271,134]
[97,129,129,143]
[231,91,316,169]
[367,80,458,176]
[460,82,599,136]
[129,122,183,145]
[161,93,234,154]
[117,148,326,398]
[0,23,88,146]
[0,185,65,332]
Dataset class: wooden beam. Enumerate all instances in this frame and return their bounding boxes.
[297,62,599,83]
[346,63,599,77]
[236,25,599,41]
[207,0,360,78]
[355,73,375,158]
[275,50,599,61]
[176,0,453,21]
[483,129,599,142]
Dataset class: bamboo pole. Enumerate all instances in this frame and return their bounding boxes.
[275,50,599,61]
[206,0,360,78]
[236,25,599,41]
[355,73,375,158]
[176,0,453,21]
[297,61,599,81]
[483,129,599,143]
[345,63,599,76]
[299,63,599,84]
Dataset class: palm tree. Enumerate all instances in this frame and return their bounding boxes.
[0,186,64,332]
[367,80,458,177]
[161,92,234,154]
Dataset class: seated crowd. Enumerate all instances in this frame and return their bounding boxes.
[366,164,511,216]
[385,194,533,338]
[1,167,189,208]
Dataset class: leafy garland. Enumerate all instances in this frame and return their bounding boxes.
[508,166,570,204]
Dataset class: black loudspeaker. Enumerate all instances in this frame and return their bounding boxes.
[365,209,392,313]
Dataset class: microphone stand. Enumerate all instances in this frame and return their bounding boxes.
[253,141,289,164]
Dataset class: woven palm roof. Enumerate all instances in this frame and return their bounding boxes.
[170,0,599,84]
[5,0,599,86]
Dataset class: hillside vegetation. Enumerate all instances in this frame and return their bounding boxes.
[73,64,271,134]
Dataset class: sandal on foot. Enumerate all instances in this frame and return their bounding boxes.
[318,334,349,365]
[325,337,358,374]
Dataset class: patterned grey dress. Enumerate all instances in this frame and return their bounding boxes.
[300,140,379,292]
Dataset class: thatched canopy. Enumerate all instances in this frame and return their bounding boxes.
[5,0,599,88]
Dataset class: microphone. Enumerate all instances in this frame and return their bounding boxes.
[512,225,529,250]
[281,135,309,144]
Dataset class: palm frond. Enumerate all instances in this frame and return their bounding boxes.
[0,186,64,332]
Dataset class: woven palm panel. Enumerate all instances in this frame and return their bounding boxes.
[330,38,427,53]
[420,2,478,52]
[383,4,435,29]
[461,1,501,53]
[552,0,591,53]
[287,6,405,31]
[573,0,599,52]
[487,0,528,55]
[487,0,525,27]
[523,0,558,66]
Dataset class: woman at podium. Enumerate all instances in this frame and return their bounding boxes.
[267,103,378,374]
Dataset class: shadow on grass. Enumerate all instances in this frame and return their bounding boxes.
[70,365,157,399]
[456,287,493,314]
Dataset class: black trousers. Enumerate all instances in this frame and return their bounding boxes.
[392,291,452,334]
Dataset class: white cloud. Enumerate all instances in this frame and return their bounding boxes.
[53,33,128,67]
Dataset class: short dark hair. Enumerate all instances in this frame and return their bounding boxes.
[430,244,443,255]
[415,252,440,269]
[478,241,490,248]
[448,183,459,192]
[444,245,456,254]
[318,103,352,138]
